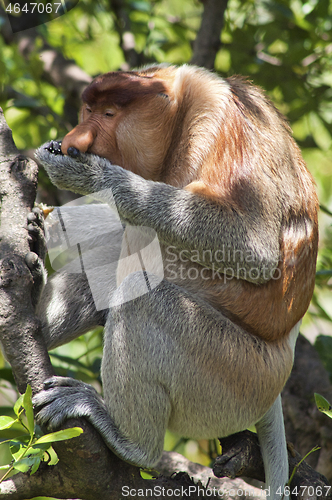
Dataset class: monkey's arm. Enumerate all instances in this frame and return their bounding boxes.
[36,145,281,285]
[36,272,108,350]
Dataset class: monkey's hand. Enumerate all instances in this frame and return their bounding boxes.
[27,207,47,259]
[25,207,47,309]
[35,141,113,196]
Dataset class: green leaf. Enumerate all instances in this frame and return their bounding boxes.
[0,465,11,471]
[30,457,41,475]
[10,442,28,460]
[23,385,34,436]
[13,394,24,417]
[12,456,38,473]
[34,427,83,444]
[50,353,91,371]
[0,416,16,430]
[13,98,40,109]
[30,443,51,455]
[315,393,332,418]
[28,497,60,500]
[129,1,151,13]
[309,112,332,151]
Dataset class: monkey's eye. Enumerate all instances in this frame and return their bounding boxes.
[86,106,92,113]
[105,111,114,117]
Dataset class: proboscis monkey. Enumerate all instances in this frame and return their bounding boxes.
[31,64,318,498]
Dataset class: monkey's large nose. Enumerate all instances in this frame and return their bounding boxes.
[61,128,95,156]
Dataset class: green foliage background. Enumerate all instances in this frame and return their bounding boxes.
[0,0,332,493]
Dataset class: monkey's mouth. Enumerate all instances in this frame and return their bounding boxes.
[46,140,64,156]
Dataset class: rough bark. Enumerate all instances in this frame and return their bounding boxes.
[215,430,331,500]
[191,0,229,69]
[0,108,53,393]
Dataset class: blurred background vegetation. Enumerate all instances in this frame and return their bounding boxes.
[0,0,332,491]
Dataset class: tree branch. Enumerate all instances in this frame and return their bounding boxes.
[214,431,331,500]
[108,0,144,69]
[0,108,53,393]
[0,8,91,128]
[191,0,229,69]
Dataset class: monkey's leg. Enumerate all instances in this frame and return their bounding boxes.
[255,320,300,500]
[34,272,293,480]
[255,395,289,500]
[33,272,174,467]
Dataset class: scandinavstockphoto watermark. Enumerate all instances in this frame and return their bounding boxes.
[164,246,282,283]
[44,189,294,310]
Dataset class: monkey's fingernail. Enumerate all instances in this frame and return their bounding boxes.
[67,146,80,158]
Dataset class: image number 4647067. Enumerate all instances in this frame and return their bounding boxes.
[3,0,80,33]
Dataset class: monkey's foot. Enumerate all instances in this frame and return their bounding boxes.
[32,376,143,465]
[32,376,107,431]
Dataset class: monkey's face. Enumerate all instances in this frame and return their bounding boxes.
[61,69,177,181]
[61,103,123,167]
